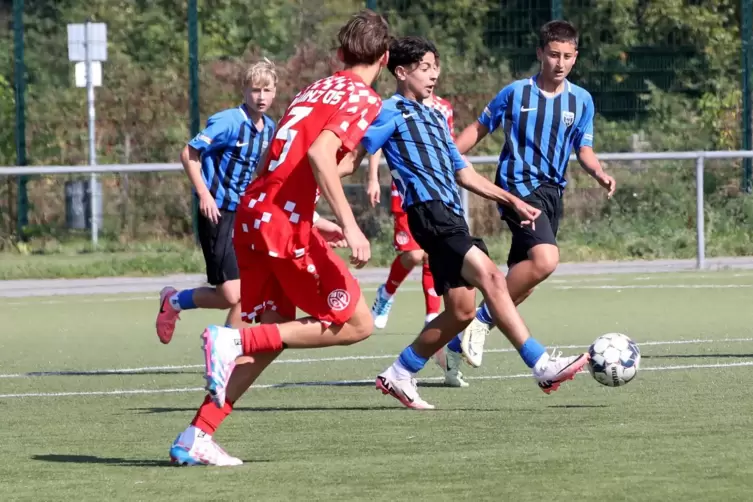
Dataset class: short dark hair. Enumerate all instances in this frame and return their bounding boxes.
[539,20,579,49]
[338,10,391,66]
[387,36,439,76]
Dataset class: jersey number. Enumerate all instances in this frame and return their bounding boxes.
[269,106,314,172]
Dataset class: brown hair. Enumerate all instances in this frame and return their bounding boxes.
[539,20,579,49]
[338,9,391,66]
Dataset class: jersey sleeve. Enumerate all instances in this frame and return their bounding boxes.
[360,108,397,155]
[322,88,383,153]
[187,113,234,154]
[478,86,512,134]
[447,136,468,172]
[573,94,595,150]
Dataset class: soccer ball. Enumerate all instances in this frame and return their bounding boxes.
[587,333,640,387]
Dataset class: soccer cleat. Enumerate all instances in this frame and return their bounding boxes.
[460,316,490,368]
[201,325,242,408]
[169,426,243,467]
[156,286,180,344]
[375,368,435,410]
[432,346,469,388]
[371,284,395,329]
[534,351,590,394]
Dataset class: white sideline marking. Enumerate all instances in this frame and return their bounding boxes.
[1,360,753,399]
[555,284,753,290]
[0,337,751,380]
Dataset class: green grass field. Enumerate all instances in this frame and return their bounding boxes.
[2,271,753,501]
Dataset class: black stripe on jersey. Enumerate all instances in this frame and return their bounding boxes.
[531,91,548,171]
[501,86,517,190]
[395,101,436,204]
[516,85,535,194]
[545,93,562,180]
[221,122,247,203]
[414,105,456,205]
[208,150,222,200]
[556,93,579,172]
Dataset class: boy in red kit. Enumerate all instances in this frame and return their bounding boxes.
[169,10,391,467]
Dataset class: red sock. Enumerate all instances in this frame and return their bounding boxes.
[241,324,283,354]
[191,395,234,435]
[422,262,441,315]
[384,255,412,295]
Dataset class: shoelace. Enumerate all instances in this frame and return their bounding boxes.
[374,294,393,315]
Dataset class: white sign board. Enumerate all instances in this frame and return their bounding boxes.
[75,61,102,87]
[67,23,108,62]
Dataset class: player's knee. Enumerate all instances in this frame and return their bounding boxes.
[453,302,476,324]
[340,309,374,345]
[219,287,241,306]
[479,269,509,299]
[531,250,559,279]
[401,250,424,268]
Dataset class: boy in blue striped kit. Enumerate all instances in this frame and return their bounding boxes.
[345,36,591,409]
[454,21,617,366]
[155,60,277,344]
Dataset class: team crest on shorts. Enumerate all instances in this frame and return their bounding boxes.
[563,111,575,127]
[327,289,351,311]
[396,231,410,246]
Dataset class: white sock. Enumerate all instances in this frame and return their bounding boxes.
[533,351,550,373]
[169,293,182,312]
[391,359,413,380]
[425,313,439,324]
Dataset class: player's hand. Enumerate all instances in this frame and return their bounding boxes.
[318,225,348,249]
[512,199,541,230]
[599,173,617,199]
[199,192,221,224]
[366,179,381,208]
[343,224,371,269]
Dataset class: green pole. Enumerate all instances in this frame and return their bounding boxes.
[13,0,27,241]
[742,0,752,193]
[551,0,563,20]
[189,0,200,241]
[366,0,376,10]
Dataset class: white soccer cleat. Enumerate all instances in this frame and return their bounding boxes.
[169,426,243,467]
[201,325,242,408]
[432,347,469,388]
[375,367,435,410]
[371,284,395,330]
[533,350,590,394]
[461,317,490,368]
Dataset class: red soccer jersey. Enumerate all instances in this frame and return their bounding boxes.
[237,71,382,258]
[391,93,455,215]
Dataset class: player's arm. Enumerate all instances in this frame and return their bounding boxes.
[455,87,509,154]
[574,96,616,198]
[365,149,382,207]
[183,118,232,223]
[312,215,347,249]
[336,144,369,177]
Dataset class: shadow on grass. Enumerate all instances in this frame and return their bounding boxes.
[32,454,269,466]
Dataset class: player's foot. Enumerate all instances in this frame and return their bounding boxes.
[432,346,469,388]
[375,367,435,410]
[169,426,242,467]
[461,316,490,368]
[533,351,590,394]
[201,326,242,408]
[371,284,395,329]
[156,286,180,344]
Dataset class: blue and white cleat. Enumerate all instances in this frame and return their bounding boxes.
[371,284,395,329]
[170,426,242,467]
[201,325,242,408]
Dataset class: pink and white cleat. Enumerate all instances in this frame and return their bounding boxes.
[533,351,590,394]
[156,286,180,344]
[376,368,435,410]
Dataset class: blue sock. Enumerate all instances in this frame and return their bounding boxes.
[176,289,197,310]
[397,346,429,373]
[446,334,463,353]
[476,303,493,325]
[519,338,547,368]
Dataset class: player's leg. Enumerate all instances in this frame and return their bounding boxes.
[461,187,560,365]
[157,210,242,343]
[460,243,588,394]
[421,259,441,323]
[372,212,424,329]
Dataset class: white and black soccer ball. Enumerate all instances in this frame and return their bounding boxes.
[587,333,640,387]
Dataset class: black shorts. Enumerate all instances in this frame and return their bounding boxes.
[502,184,563,267]
[197,208,240,286]
[406,201,489,296]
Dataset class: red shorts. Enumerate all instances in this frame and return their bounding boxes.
[235,232,361,326]
[393,212,421,252]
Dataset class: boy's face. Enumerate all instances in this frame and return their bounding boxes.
[244,81,276,114]
[537,41,578,84]
[397,51,439,101]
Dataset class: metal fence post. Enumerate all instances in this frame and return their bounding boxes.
[742,0,752,192]
[366,0,376,10]
[551,0,564,20]
[695,155,706,269]
[13,0,28,242]
[189,0,200,243]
